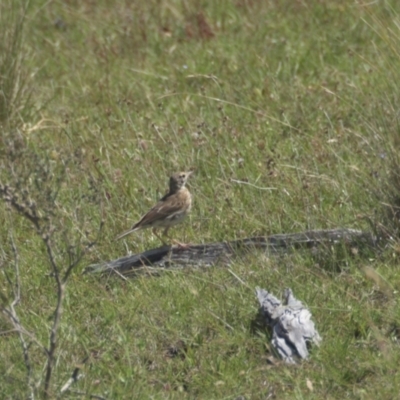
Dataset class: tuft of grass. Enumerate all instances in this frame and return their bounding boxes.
[0,1,34,128]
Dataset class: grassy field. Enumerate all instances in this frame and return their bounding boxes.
[1,0,400,398]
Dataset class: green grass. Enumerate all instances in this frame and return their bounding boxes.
[2,0,400,398]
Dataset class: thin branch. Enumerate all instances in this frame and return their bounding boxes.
[0,169,104,398]
[0,329,19,336]
[0,184,41,232]
[43,219,103,398]
[9,234,21,306]
[62,240,97,284]
[0,318,47,353]
[2,230,35,398]
[43,235,63,399]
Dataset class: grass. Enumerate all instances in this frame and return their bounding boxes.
[1,0,400,398]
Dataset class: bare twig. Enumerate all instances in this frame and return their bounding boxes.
[46,217,104,397]
[0,181,103,398]
[62,240,98,284]
[1,230,34,399]
[43,232,102,398]
[0,128,104,397]
[0,184,41,231]
[43,234,63,398]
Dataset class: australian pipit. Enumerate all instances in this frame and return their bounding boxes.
[115,171,193,246]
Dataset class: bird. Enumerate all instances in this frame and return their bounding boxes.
[115,171,193,246]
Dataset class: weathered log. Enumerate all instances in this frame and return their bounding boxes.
[85,228,377,276]
[256,287,322,364]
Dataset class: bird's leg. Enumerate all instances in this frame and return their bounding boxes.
[163,227,191,249]
[152,228,168,246]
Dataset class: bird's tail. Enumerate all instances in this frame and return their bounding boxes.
[115,227,137,241]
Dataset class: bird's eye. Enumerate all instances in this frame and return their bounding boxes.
[180,174,185,178]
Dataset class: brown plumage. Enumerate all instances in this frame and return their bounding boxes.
[115,171,193,245]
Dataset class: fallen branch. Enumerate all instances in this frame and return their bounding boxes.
[86,228,377,276]
[256,287,321,364]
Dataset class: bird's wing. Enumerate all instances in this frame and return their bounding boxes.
[115,190,190,241]
[133,193,188,229]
